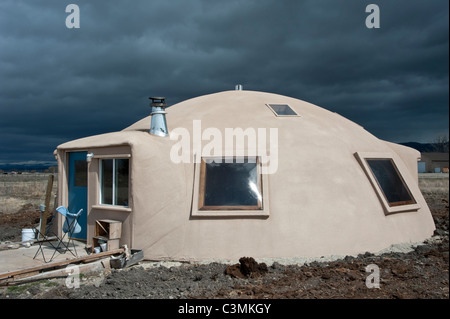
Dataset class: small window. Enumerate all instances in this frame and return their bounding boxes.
[267,104,298,116]
[74,160,87,187]
[355,152,420,214]
[199,157,262,210]
[100,158,129,207]
[365,159,416,207]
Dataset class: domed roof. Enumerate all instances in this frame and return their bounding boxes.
[124,90,368,141]
[123,90,414,166]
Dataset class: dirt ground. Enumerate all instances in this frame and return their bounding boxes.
[0,192,448,300]
[0,204,41,243]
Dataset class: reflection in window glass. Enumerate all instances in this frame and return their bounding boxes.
[200,157,262,210]
[366,159,415,206]
[268,104,298,116]
[115,159,129,206]
[101,159,113,205]
[101,159,129,206]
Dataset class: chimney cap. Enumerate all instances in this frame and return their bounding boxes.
[149,97,167,108]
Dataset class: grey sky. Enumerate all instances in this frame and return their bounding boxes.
[0,0,448,165]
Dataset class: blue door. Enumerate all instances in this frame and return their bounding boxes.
[68,151,88,240]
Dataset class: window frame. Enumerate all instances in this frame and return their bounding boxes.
[365,158,416,207]
[266,104,299,117]
[99,158,130,207]
[192,156,270,217]
[198,156,262,211]
[355,152,420,214]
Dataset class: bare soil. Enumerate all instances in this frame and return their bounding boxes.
[0,193,448,300]
[0,204,41,242]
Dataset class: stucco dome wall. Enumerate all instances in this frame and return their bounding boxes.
[127,136,193,260]
[126,91,435,260]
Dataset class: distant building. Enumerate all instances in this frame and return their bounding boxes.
[419,152,449,173]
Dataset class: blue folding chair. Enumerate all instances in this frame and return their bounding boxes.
[33,205,59,263]
[49,206,83,261]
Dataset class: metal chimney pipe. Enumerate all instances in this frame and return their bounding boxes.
[235,84,243,91]
[149,97,168,137]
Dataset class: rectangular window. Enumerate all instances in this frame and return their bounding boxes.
[74,160,87,187]
[267,104,298,116]
[366,159,416,207]
[199,157,262,210]
[100,158,129,207]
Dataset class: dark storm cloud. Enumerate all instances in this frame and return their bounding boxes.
[0,0,448,164]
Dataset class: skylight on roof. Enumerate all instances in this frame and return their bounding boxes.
[267,104,299,117]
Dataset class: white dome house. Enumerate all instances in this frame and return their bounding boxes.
[54,89,435,261]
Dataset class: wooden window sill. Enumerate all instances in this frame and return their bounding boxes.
[91,205,132,213]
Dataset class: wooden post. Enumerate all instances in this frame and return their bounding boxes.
[38,174,54,239]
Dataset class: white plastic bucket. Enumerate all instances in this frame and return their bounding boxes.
[21,228,36,242]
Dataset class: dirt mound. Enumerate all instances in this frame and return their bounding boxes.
[225,257,268,278]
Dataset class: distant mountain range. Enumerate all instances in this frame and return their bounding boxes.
[0,162,57,173]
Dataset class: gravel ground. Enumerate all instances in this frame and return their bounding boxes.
[0,192,448,300]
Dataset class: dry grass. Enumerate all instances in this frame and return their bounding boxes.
[0,174,57,214]
[418,173,449,195]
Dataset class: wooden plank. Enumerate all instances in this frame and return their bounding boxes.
[93,154,131,159]
[198,158,206,209]
[14,271,39,280]
[38,174,54,239]
[108,222,122,239]
[7,258,110,286]
[0,248,124,281]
